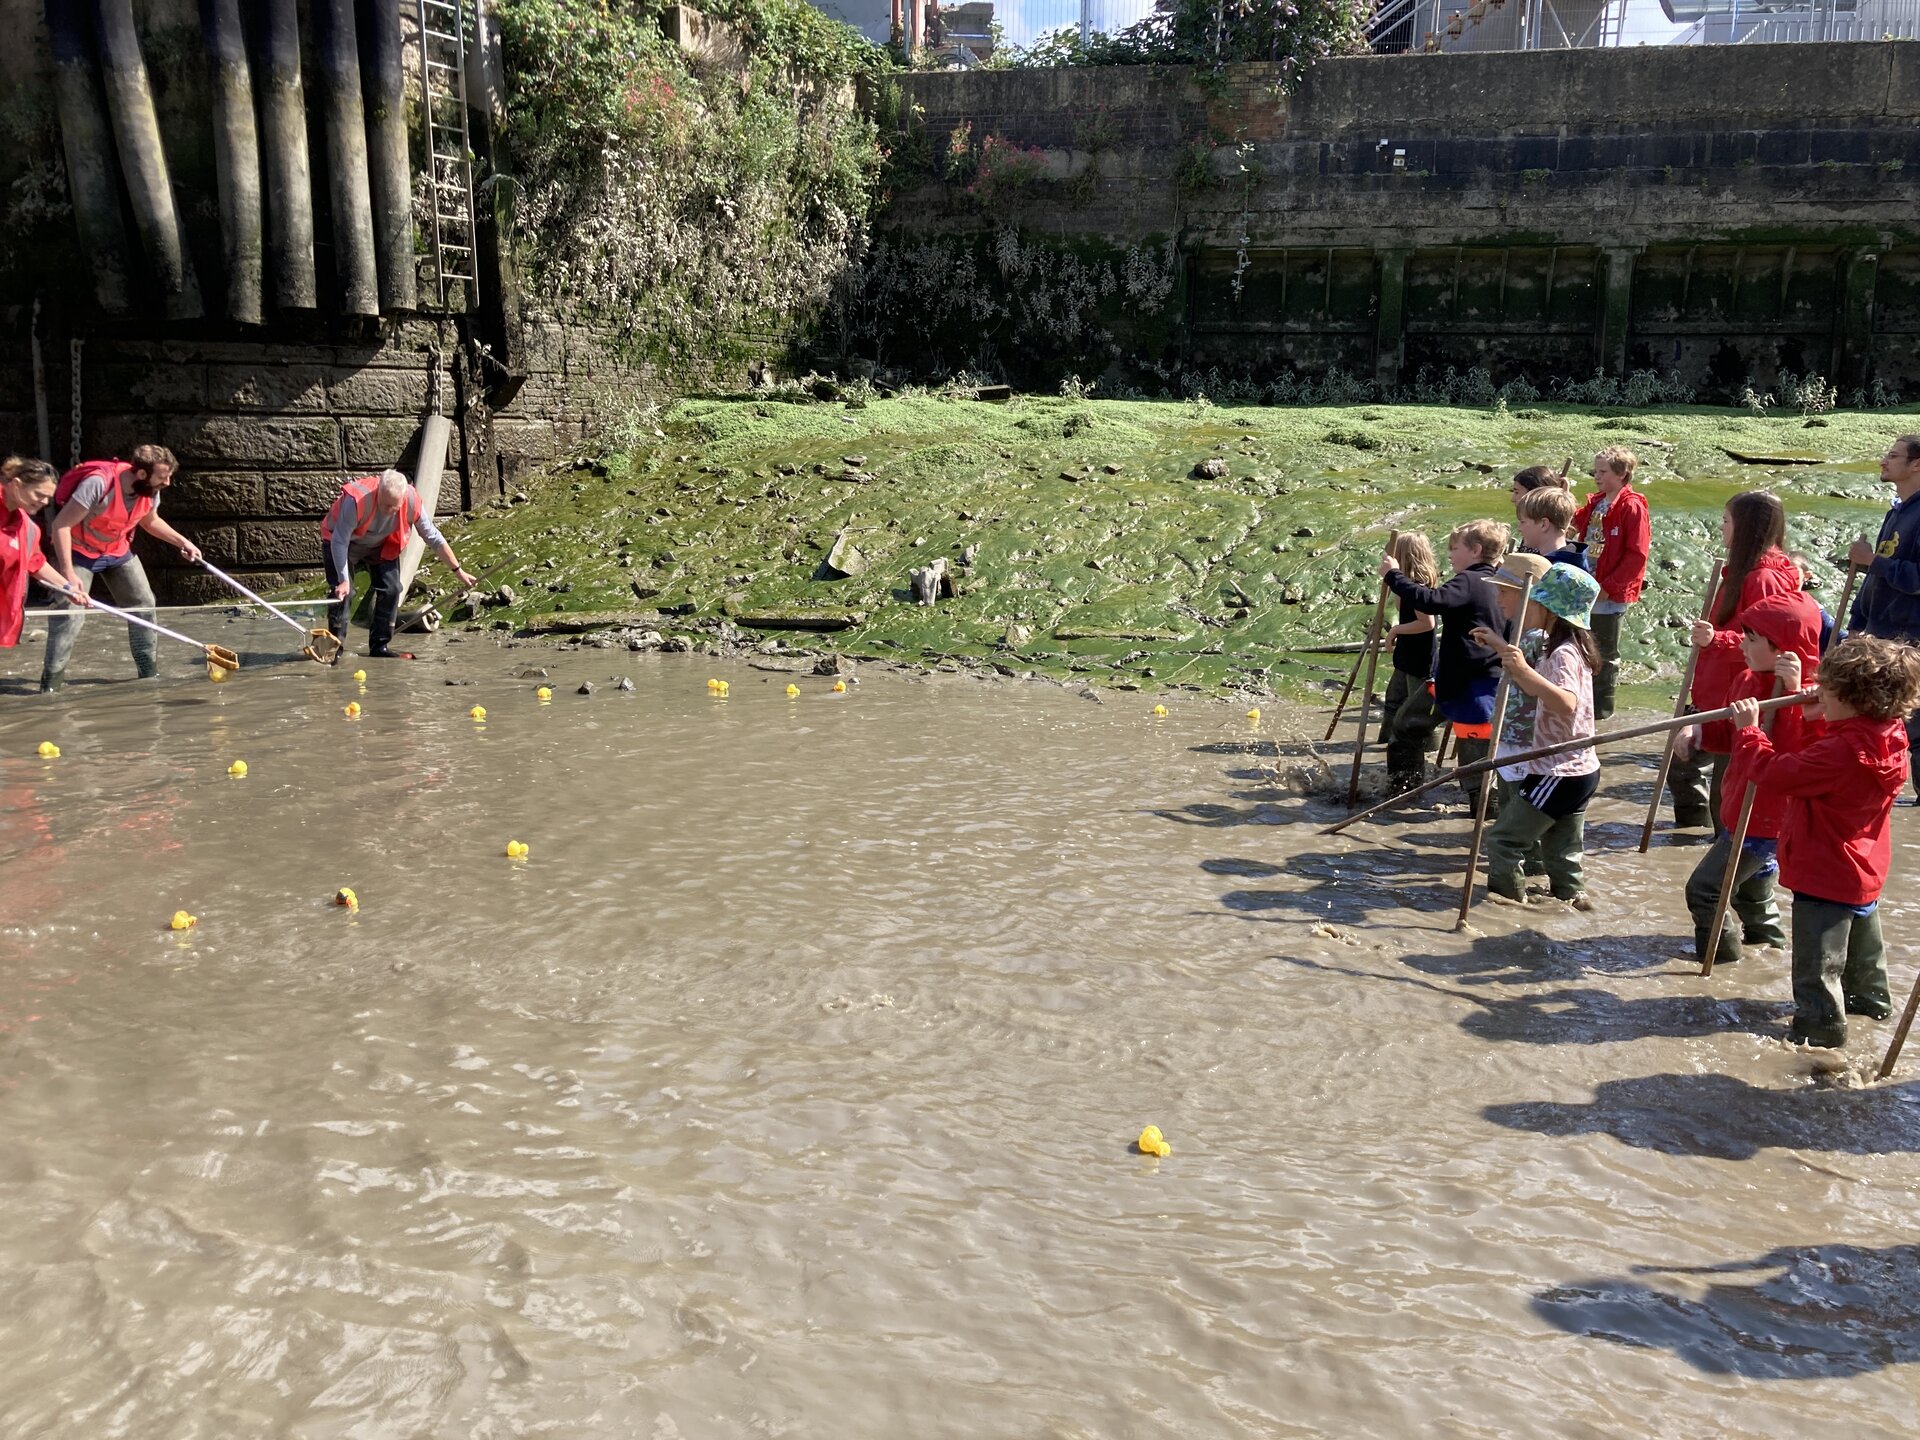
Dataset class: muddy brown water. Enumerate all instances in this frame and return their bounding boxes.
[4,631,1920,1438]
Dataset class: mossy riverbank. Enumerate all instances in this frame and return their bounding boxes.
[439,395,1919,703]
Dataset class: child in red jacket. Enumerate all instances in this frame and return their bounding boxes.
[1570,446,1650,720]
[1685,592,1825,970]
[1727,636,1920,1047]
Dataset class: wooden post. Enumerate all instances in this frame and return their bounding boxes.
[1833,562,1861,642]
[1455,573,1534,929]
[1638,569,1722,853]
[1324,642,1371,741]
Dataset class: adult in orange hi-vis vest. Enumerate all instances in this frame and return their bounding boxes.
[39,444,199,692]
[2,458,85,652]
[322,470,474,660]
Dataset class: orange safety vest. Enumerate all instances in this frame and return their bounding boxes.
[53,460,154,562]
[321,475,422,563]
[0,504,39,647]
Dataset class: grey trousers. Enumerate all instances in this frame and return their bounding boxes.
[40,557,159,688]
[1666,745,1728,828]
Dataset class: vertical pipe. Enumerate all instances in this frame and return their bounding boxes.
[253,0,318,310]
[89,0,202,319]
[313,0,381,317]
[357,0,417,313]
[199,0,264,324]
[42,2,133,314]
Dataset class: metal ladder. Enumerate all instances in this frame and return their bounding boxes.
[415,0,479,311]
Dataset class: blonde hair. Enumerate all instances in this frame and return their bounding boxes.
[1449,519,1510,565]
[1595,445,1637,483]
[1390,531,1439,588]
[1518,486,1576,533]
[1818,636,1920,721]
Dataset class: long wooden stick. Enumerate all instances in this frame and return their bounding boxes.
[1435,721,1453,766]
[1700,679,1784,977]
[1324,644,1369,741]
[1877,961,1920,1079]
[1320,688,1814,836]
[1346,576,1395,805]
[1833,562,1860,643]
[1455,575,1535,929]
[1639,570,1724,853]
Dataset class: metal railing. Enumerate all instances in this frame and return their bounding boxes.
[1371,0,1920,49]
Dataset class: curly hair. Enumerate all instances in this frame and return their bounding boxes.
[1818,636,1920,721]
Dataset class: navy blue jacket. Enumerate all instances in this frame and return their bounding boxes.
[1849,492,1920,642]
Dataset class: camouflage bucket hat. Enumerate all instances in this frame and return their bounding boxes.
[1532,562,1602,630]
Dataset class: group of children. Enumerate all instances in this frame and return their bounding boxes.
[1369,447,1920,1049]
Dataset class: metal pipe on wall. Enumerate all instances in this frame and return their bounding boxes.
[253,0,318,311]
[356,0,417,313]
[88,0,202,319]
[198,0,264,325]
[42,2,132,314]
[312,0,381,317]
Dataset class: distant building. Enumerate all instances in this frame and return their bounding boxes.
[809,0,894,46]
[804,0,998,58]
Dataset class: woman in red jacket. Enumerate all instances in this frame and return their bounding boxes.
[1667,490,1799,828]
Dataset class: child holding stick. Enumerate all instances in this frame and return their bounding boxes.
[1727,636,1920,1047]
[1670,491,1799,827]
[1377,533,1440,776]
[1684,592,1825,970]
[1381,520,1510,807]
[1472,563,1604,906]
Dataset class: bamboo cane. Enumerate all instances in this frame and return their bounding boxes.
[1699,679,1783,978]
[1455,573,1535,929]
[1320,688,1815,836]
[1435,721,1453,766]
[1877,961,1920,1079]
[1346,576,1395,806]
[1638,569,1724,853]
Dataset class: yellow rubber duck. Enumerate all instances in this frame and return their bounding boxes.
[1136,1124,1171,1158]
[1246,707,1262,722]
[169,910,197,932]
[227,760,248,778]
[469,705,487,721]
[36,741,60,758]
[207,663,230,684]
[343,701,361,718]
[334,887,359,913]
[536,686,552,701]
[706,677,721,691]
[505,840,530,859]
[786,684,800,698]
[832,679,847,693]
[352,669,367,684]
[1151,705,1167,718]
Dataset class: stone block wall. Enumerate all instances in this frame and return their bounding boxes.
[881,43,1920,393]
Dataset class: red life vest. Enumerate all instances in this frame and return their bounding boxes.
[1,504,41,648]
[53,460,154,562]
[321,475,423,563]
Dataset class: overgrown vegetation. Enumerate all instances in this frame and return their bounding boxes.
[442,393,1917,703]
[493,0,888,375]
[1003,0,1371,80]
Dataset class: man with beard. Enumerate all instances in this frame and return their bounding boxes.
[38,444,202,692]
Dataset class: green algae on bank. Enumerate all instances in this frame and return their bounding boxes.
[439,396,1920,701]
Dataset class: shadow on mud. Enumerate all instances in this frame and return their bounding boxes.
[1534,1243,1920,1378]
[1485,1072,1920,1159]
